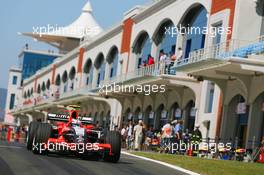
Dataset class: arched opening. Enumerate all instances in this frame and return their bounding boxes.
[223,95,248,148]
[134,107,141,124]
[155,104,167,129]
[178,4,208,59]
[153,19,177,58]
[99,111,104,127]
[184,100,195,132]
[145,105,153,128]
[30,88,33,96]
[55,74,61,86]
[23,91,27,99]
[69,67,76,90]
[27,90,30,98]
[94,53,105,86]
[62,71,68,92]
[249,92,264,147]
[107,46,119,79]
[94,112,98,123]
[41,82,46,92]
[46,79,51,90]
[37,84,41,94]
[170,102,181,120]
[123,108,131,123]
[132,31,152,69]
[83,59,93,86]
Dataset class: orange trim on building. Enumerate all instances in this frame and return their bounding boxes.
[51,64,56,84]
[215,93,223,137]
[211,0,236,40]
[77,47,85,73]
[121,18,134,54]
[121,18,134,73]
[211,0,236,137]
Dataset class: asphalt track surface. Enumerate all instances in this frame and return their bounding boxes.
[0,141,187,175]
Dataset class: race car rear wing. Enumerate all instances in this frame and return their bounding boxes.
[47,113,70,122]
[47,114,93,124]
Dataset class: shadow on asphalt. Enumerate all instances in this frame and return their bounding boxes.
[45,152,133,165]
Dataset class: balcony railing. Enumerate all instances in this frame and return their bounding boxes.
[100,61,174,86]
[175,37,264,67]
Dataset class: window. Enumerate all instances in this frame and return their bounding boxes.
[9,94,15,110]
[12,76,17,85]
[205,81,215,113]
[212,23,223,45]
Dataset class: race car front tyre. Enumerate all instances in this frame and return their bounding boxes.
[32,123,52,155]
[103,131,121,163]
[27,121,40,150]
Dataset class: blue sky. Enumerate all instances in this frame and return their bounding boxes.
[0,0,150,89]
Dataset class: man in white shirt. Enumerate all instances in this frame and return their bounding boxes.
[134,120,143,150]
[176,47,183,64]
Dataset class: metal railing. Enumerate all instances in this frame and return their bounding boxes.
[176,37,264,67]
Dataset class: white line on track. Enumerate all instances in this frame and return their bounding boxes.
[122,151,200,175]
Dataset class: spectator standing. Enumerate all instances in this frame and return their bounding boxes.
[191,125,202,156]
[121,124,127,148]
[134,120,144,151]
[126,120,134,150]
[161,121,173,153]
[176,48,183,64]
[159,51,167,73]
[174,120,183,140]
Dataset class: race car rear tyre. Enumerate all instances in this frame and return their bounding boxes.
[103,131,121,163]
[27,121,40,150]
[32,123,52,155]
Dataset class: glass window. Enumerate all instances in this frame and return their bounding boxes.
[12,76,17,85]
[9,94,15,110]
[212,23,223,45]
[205,81,215,113]
[183,8,208,58]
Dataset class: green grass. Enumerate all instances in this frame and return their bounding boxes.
[132,152,264,175]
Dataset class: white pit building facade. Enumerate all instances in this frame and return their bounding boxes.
[7,0,264,149]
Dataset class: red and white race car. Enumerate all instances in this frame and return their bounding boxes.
[26,105,121,163]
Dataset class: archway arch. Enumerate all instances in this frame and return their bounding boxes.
[248,91,264,147]
[144,105,153,128]
[94,53,105,86]
[133,107,141,124]
[184,100,195,132]
[222,94,247,148]
[41,82,46,92]
[83,58,93,85]
[37,84,41,94]
[123,107,131,123]
[155,104,166,129]
[69,67,76,80]
[62,71,68,92]
[152,18,177,57]
[27,90,30,98]
[177,3,208,59]
[132,31,152,68]
[46,79,51,90]
[106,46,119,78]
[69,66,76,90]
[55,74,61,86]
[170,102,181,120]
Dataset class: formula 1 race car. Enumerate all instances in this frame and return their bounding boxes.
[26,105,121,163]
